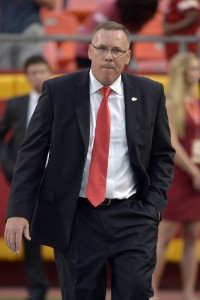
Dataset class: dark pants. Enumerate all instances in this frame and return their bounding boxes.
[54,196,159,300]
[24,239,49,300]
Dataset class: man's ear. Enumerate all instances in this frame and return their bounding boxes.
[125,49,131,65]
[88,44,93,60]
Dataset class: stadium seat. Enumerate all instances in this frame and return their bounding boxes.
[67,0,103,22]
[132,3,168,74]
[41,10,79,72]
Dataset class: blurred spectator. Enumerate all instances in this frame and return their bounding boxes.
[0,55,52,300]
[151,52,200,300]
[0,0,56,71]
[163,0,200,59]
[76,0,158,68]
[54,0,68,10]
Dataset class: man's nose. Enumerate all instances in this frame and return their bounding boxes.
[104,49,113,61]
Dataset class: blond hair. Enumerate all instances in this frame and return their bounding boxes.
[168,52,199,138]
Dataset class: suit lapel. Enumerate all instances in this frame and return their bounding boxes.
[72,70,90,154]
[122,73,139,153]
[72,71,140,156]
[13,95,29,142]
[20,95,29,135]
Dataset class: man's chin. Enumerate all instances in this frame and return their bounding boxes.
[100,75,117,86]
[101,68,116,78]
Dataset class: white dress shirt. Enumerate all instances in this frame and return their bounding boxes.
[27,90,50,166]
[79,70,136,199]
[26,90,41,126]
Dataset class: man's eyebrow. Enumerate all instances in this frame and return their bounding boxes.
[95,44,123,50]
[96,44,106,47]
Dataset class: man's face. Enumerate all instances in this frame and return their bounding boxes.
[88,29,131,86]
[26,63,51,93]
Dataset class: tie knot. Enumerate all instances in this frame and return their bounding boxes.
[100,87,112,99]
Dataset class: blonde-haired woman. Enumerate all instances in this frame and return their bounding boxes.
[151,52,200,300]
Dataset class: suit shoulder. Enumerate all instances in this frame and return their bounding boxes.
[6,95,29,106]
[124,73,163,90]
[45,70,89,88]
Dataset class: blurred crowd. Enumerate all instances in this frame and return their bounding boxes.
[0,0,199,73]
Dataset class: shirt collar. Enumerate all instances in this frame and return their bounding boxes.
[30,90,41,102]
[89,69,123,96]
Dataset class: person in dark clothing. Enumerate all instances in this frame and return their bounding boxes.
[4,22,174,300]
[0,55,52,300]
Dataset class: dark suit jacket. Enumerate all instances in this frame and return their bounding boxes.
[6,70,175,249]
[0,95,29,182]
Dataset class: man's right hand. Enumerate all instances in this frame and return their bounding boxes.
[4,217,31,254]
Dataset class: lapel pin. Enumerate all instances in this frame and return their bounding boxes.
[131,97,137,101]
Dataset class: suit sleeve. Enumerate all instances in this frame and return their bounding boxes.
[6,81,53,221]
[0,100,12,157]
[146,84,175,216]
[0,100,15,181]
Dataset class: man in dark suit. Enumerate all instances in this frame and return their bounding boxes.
[0,55,51,300]
[4,22,175,300]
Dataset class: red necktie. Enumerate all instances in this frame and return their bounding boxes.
[86,87,112,207]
